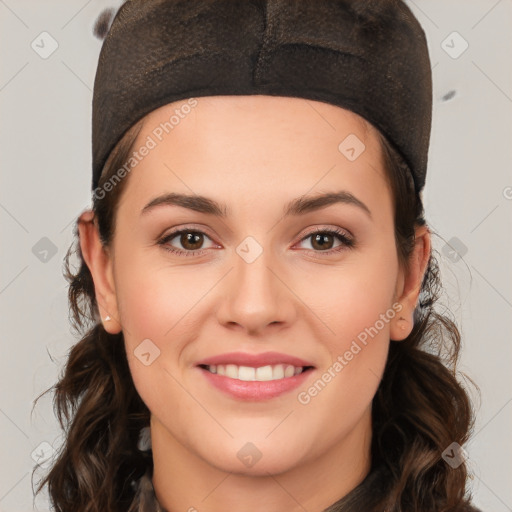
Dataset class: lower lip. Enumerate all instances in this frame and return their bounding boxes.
[197,366,314,400]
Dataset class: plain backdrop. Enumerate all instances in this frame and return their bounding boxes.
[1,1,511,511]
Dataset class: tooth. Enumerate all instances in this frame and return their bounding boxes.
[238,366,256,381]
[255,365,273,381]
[284,365,295,378]
[207,363,306,380]
[272,365,285,380]
[225,364,238,379]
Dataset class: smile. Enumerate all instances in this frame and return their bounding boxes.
[199,363,311,382]
[197,364,315,400]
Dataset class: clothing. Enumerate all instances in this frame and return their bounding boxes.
[130,464,483,512]
[92,0,432,194]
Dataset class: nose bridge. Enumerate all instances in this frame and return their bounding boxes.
[218,235,292,331]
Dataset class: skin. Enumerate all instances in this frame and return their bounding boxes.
[79,95,430,512]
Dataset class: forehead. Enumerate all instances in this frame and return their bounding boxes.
[140,94,372,147]
[123,95,390,216]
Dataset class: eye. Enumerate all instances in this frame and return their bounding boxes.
[158,228,217,256]
[296,227,355,254]
[157,226,355,257]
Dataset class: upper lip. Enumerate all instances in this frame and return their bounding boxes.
[196,351,315,368]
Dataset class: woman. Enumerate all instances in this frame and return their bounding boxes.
[34,1,481,511]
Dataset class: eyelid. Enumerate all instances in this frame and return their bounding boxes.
[294,225,354,244]
[293,226,355,252]
[157,224,355,256]
[158,225,219,249]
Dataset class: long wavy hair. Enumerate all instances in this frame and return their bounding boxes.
[33,115,479,512]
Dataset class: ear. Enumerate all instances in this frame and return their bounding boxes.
[390,224,431,341]
[77,210,122,334]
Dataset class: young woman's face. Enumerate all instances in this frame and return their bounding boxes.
[96,95,415,477]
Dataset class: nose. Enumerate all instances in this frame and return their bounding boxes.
[215,244,296,335]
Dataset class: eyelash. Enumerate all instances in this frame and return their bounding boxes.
[157,226,355,257]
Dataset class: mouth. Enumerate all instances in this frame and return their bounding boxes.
[196,363,316,400]
[198,363,315,382]
[194,351,316,400]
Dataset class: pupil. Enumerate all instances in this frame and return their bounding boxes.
[313,233,333,250]
[183,232,202,249]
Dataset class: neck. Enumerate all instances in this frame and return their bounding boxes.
[151,408,372,512]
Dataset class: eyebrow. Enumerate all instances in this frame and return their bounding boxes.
[141,190,372,219]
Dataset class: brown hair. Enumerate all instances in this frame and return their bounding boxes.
[33,116,479,512]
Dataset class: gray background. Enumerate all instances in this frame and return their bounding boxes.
[1,1,511,511]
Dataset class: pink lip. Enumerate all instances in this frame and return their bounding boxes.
[197,366,315,400]
[195,351,315,368]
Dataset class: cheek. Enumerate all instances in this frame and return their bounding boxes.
[113,251,203,420]
[111,245,208,404]
[113,242,206,338]
[299,242,399,346]
[296,242,398,407]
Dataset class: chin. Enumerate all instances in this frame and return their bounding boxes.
[197,438,307,477]
[213,455,300,477]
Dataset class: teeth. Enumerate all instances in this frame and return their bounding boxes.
[206,364,306,381]
[256,365,272,380]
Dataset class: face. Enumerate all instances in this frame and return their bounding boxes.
[84,95,424,478]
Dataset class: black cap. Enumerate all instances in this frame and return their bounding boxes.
[92,0,432,193]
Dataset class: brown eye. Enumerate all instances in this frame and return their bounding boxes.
[179,232,204,251]
[158,228,216,256]
[297,228,354,254]
[310,232,336,251]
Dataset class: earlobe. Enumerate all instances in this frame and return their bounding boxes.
[390,224,431,341]
[77,210,122,334]
[390,309,413,342]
